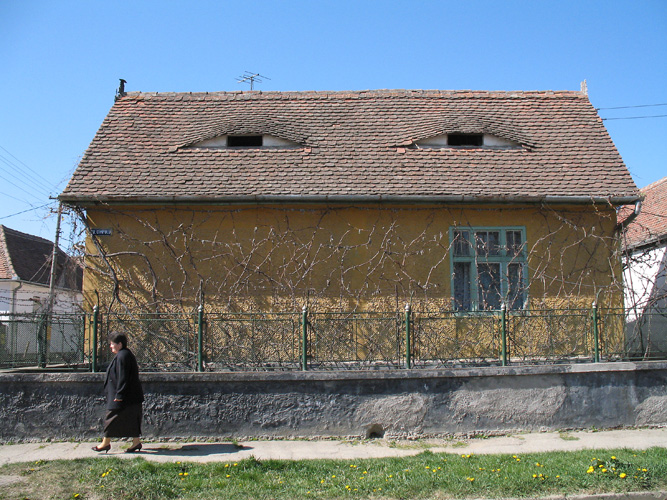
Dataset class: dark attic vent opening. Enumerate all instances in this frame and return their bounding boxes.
[227,135,263,147]
[448,133,483,147]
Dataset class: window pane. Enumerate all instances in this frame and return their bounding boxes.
[506,230,524,257]
[453,230,471,256]
[477,263,501,310]
[453,262,471,310]
[476,231,500,256]
[508,263,525,310]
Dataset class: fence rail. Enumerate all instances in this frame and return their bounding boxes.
[1,306,666,371]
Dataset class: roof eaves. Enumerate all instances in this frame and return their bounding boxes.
[60,193,642,207]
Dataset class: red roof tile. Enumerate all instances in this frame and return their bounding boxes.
[60,89,639,204]
[623,177,667,249]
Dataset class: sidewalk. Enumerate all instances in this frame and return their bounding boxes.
[1,428,666,465]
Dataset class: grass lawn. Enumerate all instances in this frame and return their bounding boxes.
[1,447,665,499]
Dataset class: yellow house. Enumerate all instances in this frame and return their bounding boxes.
[60,88,639,319]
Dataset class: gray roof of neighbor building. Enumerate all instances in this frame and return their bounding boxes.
[0,225,82,290]
[60,89,639,205]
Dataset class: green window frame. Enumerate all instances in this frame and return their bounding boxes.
[449,226,527,311]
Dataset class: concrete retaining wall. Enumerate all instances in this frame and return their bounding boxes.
[1,362,666,442]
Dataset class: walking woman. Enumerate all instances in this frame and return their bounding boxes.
[92,333,144,453]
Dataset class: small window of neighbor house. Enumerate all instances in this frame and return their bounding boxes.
[447,133,483,147]
[227,135,263,147]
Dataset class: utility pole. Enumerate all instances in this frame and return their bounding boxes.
[39,202,62,368]
[47,202,63,313]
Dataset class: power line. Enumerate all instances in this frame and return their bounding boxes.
[602,114,667,121]
[597,103,667,111]
[0,202,52,220]
[0,145,62,197]
[0,152,55,198]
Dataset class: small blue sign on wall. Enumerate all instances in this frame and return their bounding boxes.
[91,228,112,236]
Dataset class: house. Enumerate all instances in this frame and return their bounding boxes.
[0,225,83,361]
[622,176,667,357]
[59,88,639,318]
[0,225,82,314]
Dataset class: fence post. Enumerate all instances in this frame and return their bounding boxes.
[91,305,99,373]
[592,301,600,363]
[301,306,308,371]
[405,304,412,369]
[500,304,508,366]
[197,305,204,372]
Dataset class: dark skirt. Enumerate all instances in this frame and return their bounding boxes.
[103,404,142,438]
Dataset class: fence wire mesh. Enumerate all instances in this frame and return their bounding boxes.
[205,312,301,370]
[0,313,85,368]
[508,309,593,363]
[412,312,500,367]
[308,312,404,369]
[96,313,197,371]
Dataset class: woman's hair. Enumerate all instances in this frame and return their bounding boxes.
[109,333,128,349]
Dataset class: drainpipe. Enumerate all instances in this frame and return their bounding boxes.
[616,200,642,232]
[10,278,23,314]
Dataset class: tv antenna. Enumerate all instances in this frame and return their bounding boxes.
[236,72,270,91]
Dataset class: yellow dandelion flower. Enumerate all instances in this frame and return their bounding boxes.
[620,473,627,479]
[611,456,616,460]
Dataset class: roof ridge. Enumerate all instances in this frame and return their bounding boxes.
[640,176,667,193]
[120,89,588,100]
[1,224,54,246]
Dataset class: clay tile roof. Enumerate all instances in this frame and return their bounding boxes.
[623,177,667,249]
[60,89,639,205]
[0,225,82,290]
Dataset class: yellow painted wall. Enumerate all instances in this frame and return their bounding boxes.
[81,203,622,315]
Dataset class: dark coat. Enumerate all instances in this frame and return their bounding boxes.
[104,348,144,410]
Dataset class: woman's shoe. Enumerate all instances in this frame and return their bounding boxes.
[92,444,111,453]
[125,443,142,453]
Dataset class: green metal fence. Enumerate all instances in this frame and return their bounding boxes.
[1,306,666,371]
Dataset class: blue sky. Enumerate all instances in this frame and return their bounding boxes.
[1,0,665,247]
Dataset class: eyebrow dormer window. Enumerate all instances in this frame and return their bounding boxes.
[227,135,263,147]
[447,133,483,147]
[414,133,520,150]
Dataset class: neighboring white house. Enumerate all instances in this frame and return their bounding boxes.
[622,177,667,357]
[0,225,83,361]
